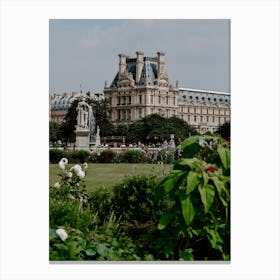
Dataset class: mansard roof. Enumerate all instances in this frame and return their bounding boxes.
[179,88,231,105]
[49,92,104,110]
[110,56,159,87]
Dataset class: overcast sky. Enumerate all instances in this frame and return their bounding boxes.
[49,19,230,94]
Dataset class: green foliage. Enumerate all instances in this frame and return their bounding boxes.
[119,149,147,163]
[49,135,230,261]
[156,135,230,260]
[49,159,141,261]
[49,198,93,231]
[126,114,197,144]
[50,213,140,261]
[88,187,112,223]
[49,149,67,163]
[216,121,230,140]
[49,149,91,164]
[88,98,114,137]
[69,150,91,163]
[111,175,159,223]
[49,121,62,143]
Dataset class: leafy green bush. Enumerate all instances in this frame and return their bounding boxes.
[50,213,141,261]
[50,159,92,231]
[88,187,112,223]
[156,135,230,260]
[69,150,91,163]
[50,198,93,231]
[49,149,67,163]
[119,149,147,163]
[111,175,158,223]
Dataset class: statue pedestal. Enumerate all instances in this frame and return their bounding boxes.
[75,129,90,150]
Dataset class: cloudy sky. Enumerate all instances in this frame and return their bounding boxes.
[49,19,230,94]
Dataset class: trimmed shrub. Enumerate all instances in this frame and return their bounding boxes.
[50,149,67,163]
[99,149,116,163]
[69,150,91,163]
[119,149,147,163]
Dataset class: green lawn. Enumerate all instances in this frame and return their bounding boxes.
[49,163,172,193]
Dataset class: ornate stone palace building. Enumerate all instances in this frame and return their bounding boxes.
[103,51,230,133]
[50,51,230,134]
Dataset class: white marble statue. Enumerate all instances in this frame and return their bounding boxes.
[76,98,91,129]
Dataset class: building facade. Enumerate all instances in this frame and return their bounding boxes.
[103,52,180,126]
[50,51,230,134]
[178,88,230,133]
[104,51,231,133]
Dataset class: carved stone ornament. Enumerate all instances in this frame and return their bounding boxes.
[156,72,169,87]
[117,69,135,87]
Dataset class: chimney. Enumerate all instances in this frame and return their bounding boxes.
[136,51,144,83]
[157,52,165,76]
[118,54,127,79]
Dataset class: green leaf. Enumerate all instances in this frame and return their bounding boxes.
[206,228,224,252]
[180,248,194,260]
[217,144,230,172]
[96,243,108,257]
[164,243,173,259]
[163,177,176,194]
[178,158,196,168]
[180,135,201,150]
[186,171,200,195]
[198,184,215,213]
[202,171,209,186]
[49,229,58,240]
[181,195,196,226]
[211,177,229,207]
[85,248,96,256]
[162,170,184,194]
[158,212,174,230]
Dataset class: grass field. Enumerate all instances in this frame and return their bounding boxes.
[49,163,173,193]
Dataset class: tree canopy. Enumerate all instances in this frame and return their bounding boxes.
[126,114,197,144]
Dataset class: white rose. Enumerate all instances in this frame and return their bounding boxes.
[54,182,60,188]
[77,170,85,179]
[70,164,82,174]
[56,228,68,241]
[58,158,68,169]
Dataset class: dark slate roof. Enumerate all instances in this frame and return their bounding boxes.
[110,57,159,87]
